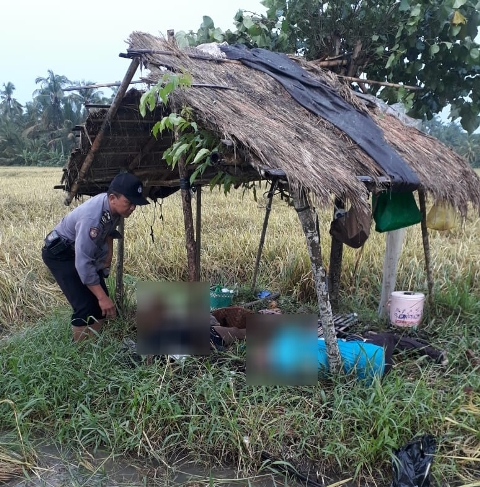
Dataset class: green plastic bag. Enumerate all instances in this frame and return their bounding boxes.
[373,191,422,233]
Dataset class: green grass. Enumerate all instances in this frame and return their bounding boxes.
[0,311,479,485]
[1,167,480,485]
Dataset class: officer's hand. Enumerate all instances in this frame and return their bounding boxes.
[99,296,116,319]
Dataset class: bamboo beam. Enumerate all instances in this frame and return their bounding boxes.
[251,180,277,291]
[310,59,348,67]
[115,218,125,311]
[85,104,112,108]
[64,80,145,91]
[87,119,159,125]
[81,151,165,156]
[337,76,422,91]
[64,57,141,205]
[66,80,234,93]
[418,190,434,310]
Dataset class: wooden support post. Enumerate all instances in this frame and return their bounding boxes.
[64,57,140,205]
[195,186,202,281]
[328,198,344,309]
[418,190,434,309]
[292,187,342,374]
[251,180,277,291]
[165,29,197,281]
[115,218,125,311]
[177,132,197,282]
[179,165,197,282]
[378,228,406,317]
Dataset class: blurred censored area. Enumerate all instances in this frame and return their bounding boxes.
[246,314,318,386]
[136,281,210,355]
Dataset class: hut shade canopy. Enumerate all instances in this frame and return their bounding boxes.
[62,31,480,215]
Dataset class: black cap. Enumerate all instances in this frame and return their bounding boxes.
[108,173,149,206]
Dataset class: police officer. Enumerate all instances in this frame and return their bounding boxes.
[42,173,149,342]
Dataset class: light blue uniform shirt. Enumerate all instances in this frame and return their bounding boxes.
[53,194,120,286]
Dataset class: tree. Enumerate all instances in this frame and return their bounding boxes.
[179,0,480,133]
[422,115,480,167]
[0,119,22,165]
[0,82,23,119]
[33,70,72,131]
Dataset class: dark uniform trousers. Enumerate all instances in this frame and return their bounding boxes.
[42,246,109,326]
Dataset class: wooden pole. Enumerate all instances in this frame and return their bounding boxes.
[328,198,344,309]
[63,80,145,92]
[337,75,422,91]
[167,30,197,282]
[251,180,277,291]
[292,187,342,374]
[176,139,197,282]
[64,57,140,205]
[418,190,434,309]
[115,218,125,311]
[378,228,406,317]
[195,186,202,281]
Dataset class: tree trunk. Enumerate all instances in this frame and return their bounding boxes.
[292,187,342,374]
[178,155,197,282]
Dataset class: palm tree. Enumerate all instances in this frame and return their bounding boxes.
[0,117,24,165]
[74,80,105,105]
[66,80,105,124]
[33,70,72,131]
[463,137,478,167]
[0,82,23,119]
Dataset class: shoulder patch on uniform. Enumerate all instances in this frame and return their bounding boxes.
[100,210,111,226]
[89,227,99,239]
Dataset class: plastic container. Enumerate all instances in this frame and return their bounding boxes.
[390,291,425,328]
[317,339,385,382]
[210,285,233,310]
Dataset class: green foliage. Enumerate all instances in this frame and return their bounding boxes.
[422,115,480,167]
[139,72,192,117]
[180,0,480,133]
[139,73,240,193]
[0,74,111,167]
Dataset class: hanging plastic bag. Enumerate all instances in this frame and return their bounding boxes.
[426,201,457,231]
[373,191,422,233]
[392,435,436,487]
[329,204,371,248]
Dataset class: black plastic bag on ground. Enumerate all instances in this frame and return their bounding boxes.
[392,435,436,487]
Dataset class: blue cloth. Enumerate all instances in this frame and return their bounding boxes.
[317,338,385,380]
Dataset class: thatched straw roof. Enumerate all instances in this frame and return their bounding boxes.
[62,31,480,215]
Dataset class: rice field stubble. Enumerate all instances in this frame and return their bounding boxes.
[0,167,479,485]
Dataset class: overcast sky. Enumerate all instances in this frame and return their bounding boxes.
[1,0,266,104]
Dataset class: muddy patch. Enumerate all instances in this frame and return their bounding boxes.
[2,441,333,487]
